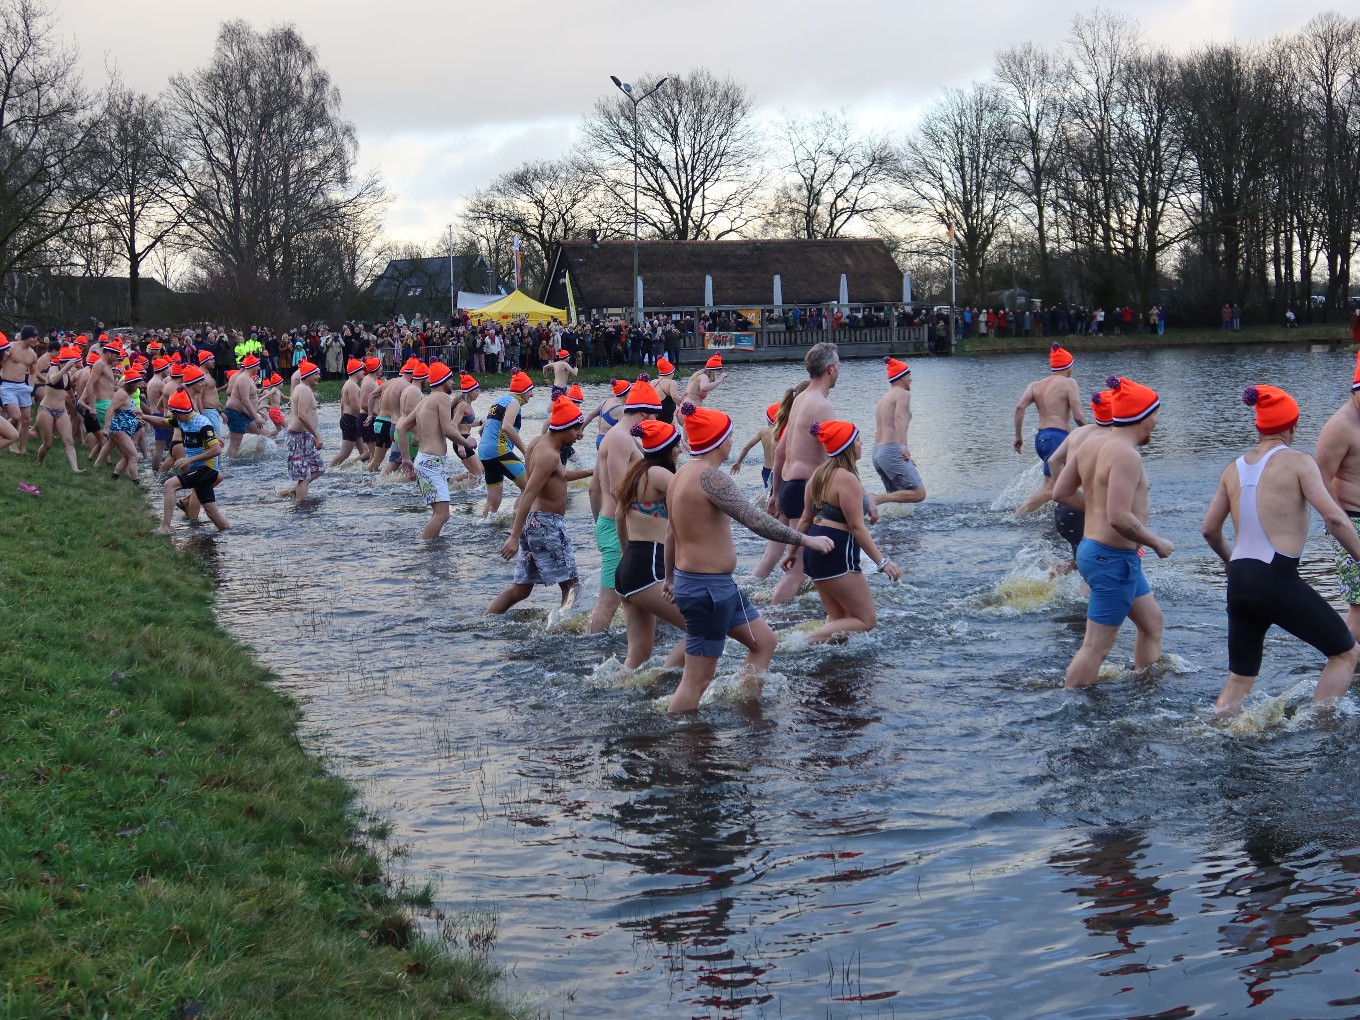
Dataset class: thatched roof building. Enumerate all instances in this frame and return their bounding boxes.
[540,238,905,313]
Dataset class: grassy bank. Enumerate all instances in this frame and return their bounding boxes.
[956,323,1352,355]
[0,457,512,1018]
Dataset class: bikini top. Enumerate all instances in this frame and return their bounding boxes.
[630,496,668,520]
[600,401,620,427]
[814,493,874,526]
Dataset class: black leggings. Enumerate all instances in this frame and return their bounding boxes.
[1227,554,1354,676]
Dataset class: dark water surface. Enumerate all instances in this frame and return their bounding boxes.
[200,346,1360,1018]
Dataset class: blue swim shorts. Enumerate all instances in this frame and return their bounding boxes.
[1077,537,1151,626]
[1035,427,1069,476]
[225,407,253,435]
[672,570,760,658]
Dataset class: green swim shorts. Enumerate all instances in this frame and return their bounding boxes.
[595,513,622,591]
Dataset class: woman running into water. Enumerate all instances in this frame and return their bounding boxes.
[36,346,81,469]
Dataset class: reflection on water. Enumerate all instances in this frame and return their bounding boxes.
[196,345,1360,1017]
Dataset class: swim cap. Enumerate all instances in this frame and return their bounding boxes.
[364,357,381,373]
[1090,390,1113,426]
[630,419,679,455]
[809,419,859,457]
[884,356,910,382]
[460,373,479,394]
[567,383,584,405]
[345,357,363,376]
[1049,342,1074,373]
[680,400,732,454]
[509,371,534,395]
[167,390,194,413]
[625,379,662,412]
[705,354,723,370]
[610,378,630,397]
[656,357,675,377]
[1105,375,1159,426]
[765,402,780,424]
[198,350,215,364]
[427,363,453,388]
[298,360,320,381]
[1243,384,1298,435]
[549,394,584,431]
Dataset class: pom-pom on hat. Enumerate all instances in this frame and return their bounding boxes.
[705,353,723,370]
[509,371,534,395]
[167,389,194,413]
[610,378,630,396]
[427,362,453,388]
[567,383,584,404]
[460,373,479,394]
[630,419,679,455]
[345,357,363,376]
[1049,342,1074,373]
[656,357,675,376]
[765,401,780,424]
[1091,390,1113,426]
[884,356,911,382]
[549,394,584,431]
[364,357,381,373]
[680,400,733,454]
[1243,384,1298,435]
[1106,375,1160,426]
[626,378,662,412]
[809,419,859,457]
[412,362,429,382]
[298,360,320,381]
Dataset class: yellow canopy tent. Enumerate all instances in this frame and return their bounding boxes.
[467,290,567,325]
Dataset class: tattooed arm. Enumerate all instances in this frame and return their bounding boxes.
[700,468,832,550]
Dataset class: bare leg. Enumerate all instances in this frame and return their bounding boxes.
[806,573,878,644]
[36,408,52,462]
[669,654,720,713]
[159,478,183,533]
[482,484,504,518]
[202,502,230,532]
[1345,606,1360,646]
[4,401,27,454]
[57,415,82,473]
[622,588,688,670]
[422,502,450,540]
[588,588,621,633]
[557,579,578,606]
[1314,643,1360,706]
[752,538,785,579]
[486,582,534,615]
[1215,672,1256,717]
[771,557,807,605]
[875,485,926,505]
[1127,593,1164,669]
[0,413,17,453]
[1014,476,1054,516]
[1064,620,1121,687]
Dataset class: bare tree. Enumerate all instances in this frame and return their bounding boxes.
[0,0,104,323]
[766,109,899,238]
[582,68,764,240]
[900,83,1016,303]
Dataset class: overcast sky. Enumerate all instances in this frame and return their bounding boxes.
[58,0,1326,245]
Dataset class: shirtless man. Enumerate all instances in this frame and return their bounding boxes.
[195,350,224,438]
[1046,389,1113,564]
[665,400,835,712]
[84,340,122,465]
[587,378,662,633]
[1313,352,1360,642]
[391,362,427,479]
[1203,384,1360,716]
[1,327,38,454]
[367,358,407,471]
[872,356,926,506]
[285,360,326,501]
[768,343,845,604]
[542,349,578,389]
[358,357,383,460]
[486,395,593,614]
[223,354,266,457]
[1014,342,1087,515]
[684,354,728,404]
[395,362,474,540]
[329,357,368,466]
[146,358,172,471]
[1053,375,1173,687]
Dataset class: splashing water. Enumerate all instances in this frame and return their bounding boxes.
[990,461,1046,512]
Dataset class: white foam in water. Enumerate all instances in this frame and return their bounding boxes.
[990,461,1046,513]
[976,543,1082,615]
[587,655,679,689]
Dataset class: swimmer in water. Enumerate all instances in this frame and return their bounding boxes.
[1202,384,1360,716]
[1046,389,1114,567]
[1013,342,1087,516]
[1052,375,1173,687]
[871,356,926,507]
[783,420,901,644]
[1313,350,1360,643]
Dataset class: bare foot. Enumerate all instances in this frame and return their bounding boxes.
[156,525,172,535]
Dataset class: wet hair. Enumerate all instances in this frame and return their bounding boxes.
[807,444,861,511]
[805,341,839,379]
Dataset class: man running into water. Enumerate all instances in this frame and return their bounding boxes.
[368,357,407,471]
[1203,384,1360,716]
[157,389,228,534]
[1046,390,1113,564]
[478,371,534,518]
[396,362,475,540]
[872,356,926,506]
[223,354,266,457]
[391,361,428,478]
[542,349,578,389]
[285,360,326,502]
[1014,342,1087,515]
[1313,351,1360,643]
[665,401,835,712]
[358,356,382,457]
[1053,375,1173,687]
[486,395,592,614]
[330,357,368,466]
[768,342,848,604]
[1,326,38,455]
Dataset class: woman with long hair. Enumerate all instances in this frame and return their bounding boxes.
[35,346,82,471]
[614,420,688,670]
[783,420,901,643]
[750,381,809,578]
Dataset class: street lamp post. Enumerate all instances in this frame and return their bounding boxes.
[610,75,667,327]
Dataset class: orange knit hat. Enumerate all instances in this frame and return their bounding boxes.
[1105,375,1159,426]
[412,362,429,382]
[167,390,194,413]
[1351,350,1360,392]
[198,350,215,364]
[884,356,910,382]
[630,419,679,455]
[364,357,381,373]
[182,365,206,386]
[460,373,479,394]
[765,401,780,424]
[680,400,732,454]
[809,419,859,457]
[121,366,144,385]
[566,383,584,404]
[298,360,320,381]
[610,378,630,396]
[509,371,534,395]
[1090,390,1113,426]
[1243,385,1298,435]
[549,394,584,431]
[346,357,363,376]
[656,357,675,376]
[626,377,662,412]
[401,357,417,375]
[1049,342,1074,372]
[427,362,453,388]
[705,353,723,370]
[241,354,260,369]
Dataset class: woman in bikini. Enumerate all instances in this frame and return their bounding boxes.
[589,378,629,449]
[614,420,689,671]
[105,365,145,481]
[35,346,81,471]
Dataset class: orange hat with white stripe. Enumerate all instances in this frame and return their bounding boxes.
[427,363,453,388]
[1243,385,1298,435]
[884,356,910,382]
[656,357,675,377]
[548,394,584,431]
[509,371,534,395]
[705,353,723,370]
[679,400,732,454]
[809,419,859,457]
[1105,375,1159,426]
[167,390,194,414]
[1090,390,1113,426]
[298,361,320,381]
[1049,342,1074,373]
[630,419,680,455]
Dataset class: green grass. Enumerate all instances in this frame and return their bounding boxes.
[0,456,514,1018]
[956,322,1352,355]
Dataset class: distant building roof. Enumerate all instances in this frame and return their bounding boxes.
[541,238,905,311]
